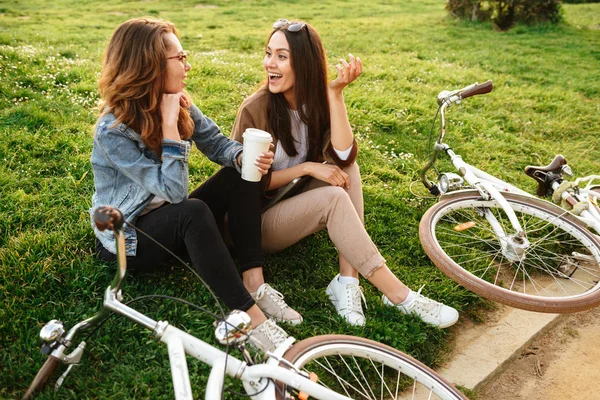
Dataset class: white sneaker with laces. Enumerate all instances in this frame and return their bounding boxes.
[325,274,367,326]
[382,286,459,328]
[251,283,303,325]
[248,319,289,354]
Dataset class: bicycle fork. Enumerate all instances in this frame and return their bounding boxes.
[445,145,531,262]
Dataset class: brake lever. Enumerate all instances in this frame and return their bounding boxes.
[54,341,86,391]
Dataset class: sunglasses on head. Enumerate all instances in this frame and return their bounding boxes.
[272,19,306,33]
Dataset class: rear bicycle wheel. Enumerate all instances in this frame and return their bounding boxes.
[282,335,466,400]
[420,190,600,313]
[22,355,60,400]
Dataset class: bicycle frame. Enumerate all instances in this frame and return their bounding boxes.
[422,90,538,262]
[41,208,349,400]
[102,286,347,400]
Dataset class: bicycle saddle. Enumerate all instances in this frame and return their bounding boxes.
[524,154,567,197]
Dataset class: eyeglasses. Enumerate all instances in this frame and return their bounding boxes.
[166,51,188,63]
[272,19,306,33]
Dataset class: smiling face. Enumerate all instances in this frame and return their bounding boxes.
[264,31,296,109]
[164,32,191,94]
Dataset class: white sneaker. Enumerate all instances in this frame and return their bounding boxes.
[248,319,289,354]
[382,286,459,328]
[251,283,303,325]
[325,274,366,326]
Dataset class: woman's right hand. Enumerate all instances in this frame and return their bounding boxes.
[305,162,350,189]
[161,92,184,141]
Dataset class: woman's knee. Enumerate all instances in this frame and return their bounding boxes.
[179,199,215,225]
[318,186,354,214]
[343,161,360,176]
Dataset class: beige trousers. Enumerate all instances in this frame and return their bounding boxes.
[261,163,385,278]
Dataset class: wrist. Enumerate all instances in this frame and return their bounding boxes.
[327,87,344,99]
[162,125,180,141]
[301,162,313,176]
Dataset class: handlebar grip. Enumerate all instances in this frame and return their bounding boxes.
[93,206,124,232]
[22,355,60,400]
[461,80,493,100]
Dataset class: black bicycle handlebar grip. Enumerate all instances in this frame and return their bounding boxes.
[461,80,493,100]
[93,206,124,232]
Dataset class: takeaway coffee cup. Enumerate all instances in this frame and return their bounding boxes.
[241,128,273,182]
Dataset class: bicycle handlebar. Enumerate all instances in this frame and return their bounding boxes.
[94,206,124,232]
[461,80,493,99]
[437,80,493,106]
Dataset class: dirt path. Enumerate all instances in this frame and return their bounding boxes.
[476,306,600,399]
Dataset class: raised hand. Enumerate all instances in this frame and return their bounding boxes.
[329,53,363,94]
[161,92,185,140]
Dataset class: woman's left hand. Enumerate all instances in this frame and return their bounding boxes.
[255,144,275,175]
[329,53,363,93]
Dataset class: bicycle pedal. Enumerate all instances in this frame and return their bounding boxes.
[454,221,476,232]
[297,372,318,400]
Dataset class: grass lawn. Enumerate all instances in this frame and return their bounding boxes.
[1,0,599,398]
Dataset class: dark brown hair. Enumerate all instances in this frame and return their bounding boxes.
[98,17,193,156]
[266,22,329,161]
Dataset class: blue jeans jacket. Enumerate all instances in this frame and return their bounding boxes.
[90,103,243,256]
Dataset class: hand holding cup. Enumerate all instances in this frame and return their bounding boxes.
[241,128,273,182]
[254,146,275,175]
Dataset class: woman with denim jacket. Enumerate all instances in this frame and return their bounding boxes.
[230,19,459,328]
[90,17,287,353]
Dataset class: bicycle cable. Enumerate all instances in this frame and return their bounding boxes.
[129,221,248,400]
[427,102,443,177]
[128,221,227,319]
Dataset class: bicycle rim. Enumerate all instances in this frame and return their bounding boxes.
[282,335,466,400]
[420,190,600,313]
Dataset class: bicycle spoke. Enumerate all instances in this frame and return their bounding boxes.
[427,194,600,305]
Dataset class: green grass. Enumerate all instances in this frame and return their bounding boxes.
[1,0,599,398]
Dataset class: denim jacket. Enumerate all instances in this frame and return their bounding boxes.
[90,103,243,256]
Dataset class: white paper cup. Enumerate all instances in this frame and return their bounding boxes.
[241,128,273,182]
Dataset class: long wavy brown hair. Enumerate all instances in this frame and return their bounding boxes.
[266,22,329,161]
[98,17,194,156]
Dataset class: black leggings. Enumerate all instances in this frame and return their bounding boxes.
[96,167,261,311]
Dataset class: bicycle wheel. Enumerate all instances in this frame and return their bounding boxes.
[282,335,466,400]
[420,190,600,313]
[22,355,60,400]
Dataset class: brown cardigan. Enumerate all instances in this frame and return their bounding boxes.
[231,86,358,197]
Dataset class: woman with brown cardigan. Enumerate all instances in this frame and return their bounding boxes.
[230,19,458,329]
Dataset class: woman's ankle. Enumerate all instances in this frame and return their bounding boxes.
[242,267,265,293]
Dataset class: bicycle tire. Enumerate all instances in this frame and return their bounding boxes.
[22,355,60,400]
[420,190,600,313]
[282,334,466,400]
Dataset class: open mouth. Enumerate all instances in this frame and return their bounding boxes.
[269,72,282,82]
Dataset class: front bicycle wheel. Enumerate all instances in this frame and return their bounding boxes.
[282,335,466,400]
[420,190,600,313]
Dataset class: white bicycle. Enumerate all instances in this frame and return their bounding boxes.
[524,154,600,236]
[419,81,600,314]
[23,206,466,400]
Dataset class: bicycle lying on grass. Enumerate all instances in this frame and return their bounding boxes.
[419,80,600,314]
[24,206,466,400]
